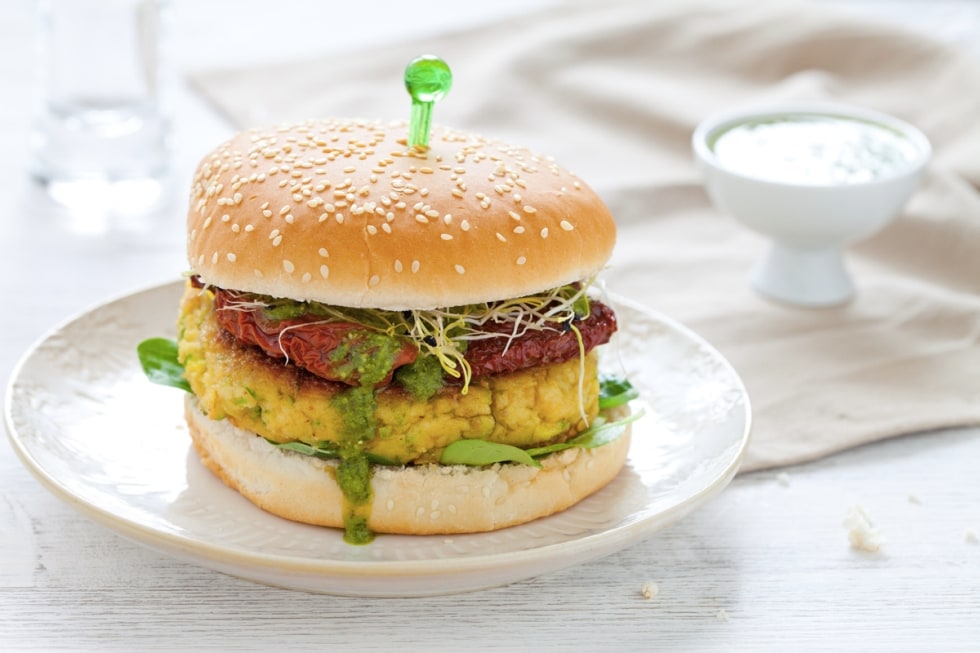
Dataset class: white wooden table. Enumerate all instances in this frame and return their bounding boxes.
[2,1,978,650]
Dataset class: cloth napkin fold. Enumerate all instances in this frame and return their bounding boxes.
[188,0,980,472]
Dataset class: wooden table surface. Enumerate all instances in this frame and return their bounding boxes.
[2,1,978,651]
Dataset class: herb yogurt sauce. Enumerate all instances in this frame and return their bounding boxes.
[710,114,920,185]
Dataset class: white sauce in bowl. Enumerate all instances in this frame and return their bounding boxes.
[710,114,921,185]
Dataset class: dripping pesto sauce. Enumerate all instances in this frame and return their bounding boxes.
[322,331,443,545]
[255,298,447,544]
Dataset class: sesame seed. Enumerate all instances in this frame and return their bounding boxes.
[560,220,574,231]
[272,235,283,247]
[283,260,295,274]
[411,260,420,273]
[508,210,521,221]
[496,232,507,242]
[540,227,549,238]
[335,214,345,224]
[284,214,294,224]
[451,189,464,199]
[318,248,329,258]
[203,216,213,229]
[369,274,380,286]
[301,272,312,283]
[319,265,329,279]
[381,222,392,234]
[454,264,465,274]
[343,166,356,173]
[523,205,537,214]
[415,214,429,224]
[513,226,525,234]
[269,228,280,239]
[262,209,273,218]
[425,209,440,218]
[279,206,290,216]
[441,233,453,241]
[318,213,328,222]
[367,225,378,235]
[516,256,526,265]
[231,224,240,233]
[211,251,218,264]
[460,219,470,231]
[254,269,263,278]
[394,259,403,273]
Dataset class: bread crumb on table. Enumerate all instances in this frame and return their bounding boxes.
[716,609,730,622]
[843,505,885,553]
[907,493,922,505]
[776,472,791,487]
[965,529,978,545]
[641,581,659,600]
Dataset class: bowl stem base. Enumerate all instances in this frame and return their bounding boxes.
[750,243,854,307]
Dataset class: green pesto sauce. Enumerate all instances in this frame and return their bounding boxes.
[337,454,372,504]
[333,385,378,545]
[394,353,444,401]
[329,332,412,545]
[329,331,406,386]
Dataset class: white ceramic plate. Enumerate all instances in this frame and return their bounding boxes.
[5,281,750,597]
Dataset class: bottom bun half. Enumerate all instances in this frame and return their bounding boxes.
[185,395,632,536]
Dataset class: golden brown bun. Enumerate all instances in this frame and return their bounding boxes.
[185,396,631,535]
[187,119,616,309]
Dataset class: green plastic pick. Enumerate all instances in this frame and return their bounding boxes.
[404,55,452,148]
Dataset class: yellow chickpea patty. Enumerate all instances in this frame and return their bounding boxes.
[177,284,601,465]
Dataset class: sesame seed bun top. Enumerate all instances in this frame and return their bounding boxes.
[187,119,616,309]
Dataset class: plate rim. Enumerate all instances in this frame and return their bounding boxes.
[4,280,752,587]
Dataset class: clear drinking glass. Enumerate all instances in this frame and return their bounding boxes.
[31,0,172,216]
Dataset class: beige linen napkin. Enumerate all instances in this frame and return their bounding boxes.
[188,0,980,472]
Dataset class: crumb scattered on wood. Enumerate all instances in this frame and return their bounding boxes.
[844,505,885,553]
[641,581,659,600]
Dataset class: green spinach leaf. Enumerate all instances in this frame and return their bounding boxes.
[137,338,191,393]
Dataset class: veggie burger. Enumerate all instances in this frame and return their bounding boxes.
[143,118,636,544]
